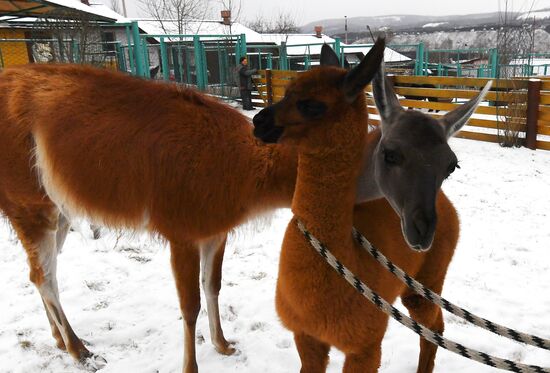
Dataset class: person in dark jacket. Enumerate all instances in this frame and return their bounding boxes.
[239,56,257,110]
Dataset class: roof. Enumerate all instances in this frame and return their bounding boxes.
[0,0,116,22]
[123,19,264,43]
[258,34,409,62]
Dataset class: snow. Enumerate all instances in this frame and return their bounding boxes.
[517,10,550,20]
[257,34,410,62]
[1,108,550,372]
[131,19,265,43]
[422,22,449,28]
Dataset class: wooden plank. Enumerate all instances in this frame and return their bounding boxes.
[271,78,292,87]
[539,94,550,105]
[454,131,501,143]
[419,111,524,130]
[398,99,526,117]
[367,106,379,115]
[538,125,550,136]
[273,86,286,97]
[538,109,550,121]
[272,70,300,79]
[536,140,550,150]
[393,87,526,103]
[368,118,381,126]
[392,75,529,90]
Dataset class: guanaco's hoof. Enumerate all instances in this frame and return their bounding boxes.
[81,353,107,371]
[215,340,237,356]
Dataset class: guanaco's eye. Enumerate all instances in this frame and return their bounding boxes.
[296,99,327,119]
[383,149,403,166]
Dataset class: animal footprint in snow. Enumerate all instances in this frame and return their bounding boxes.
[249,321,267,331]
[276,339,291,349]
[250,272,267,280]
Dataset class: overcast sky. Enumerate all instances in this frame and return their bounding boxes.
[122,0,550,25]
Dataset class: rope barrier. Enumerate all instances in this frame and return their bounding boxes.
[296,219,549,373]
[351,227,550,351]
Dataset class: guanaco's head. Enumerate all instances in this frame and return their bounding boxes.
[372,64,492,251]
[253,37,385,154]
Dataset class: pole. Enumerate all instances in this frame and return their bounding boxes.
[265,69,273,105]
[131,21,145,77]
[160,37,169,81]
[345,16,348,44]
[334,37,341,66]
[525,79,541,150]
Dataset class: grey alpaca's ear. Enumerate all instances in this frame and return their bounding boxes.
[372,62,403,125]
[320,44,341,67]
[439,81,492,138]
[342,36,386,102]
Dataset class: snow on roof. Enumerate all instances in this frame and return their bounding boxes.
[259,33,335,55]
[510,58,550,66]
[255,33,409,62]
[88,2,128,22]
[341,44,410,63]
[0,0,117,23]
[125,19,264,43]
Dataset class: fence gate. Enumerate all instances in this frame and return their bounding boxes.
[127,31,246,101]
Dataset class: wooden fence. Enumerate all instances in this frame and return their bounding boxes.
[253,70,550,151]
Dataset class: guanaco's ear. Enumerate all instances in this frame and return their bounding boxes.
[342,36,386,102]
[372,62,403,125]
[320,44,341,67]
[439,81,492,138]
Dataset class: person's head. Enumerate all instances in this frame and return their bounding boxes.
[240,56,248,65]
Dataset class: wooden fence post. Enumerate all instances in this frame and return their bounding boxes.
[265,68,273,105]
[525,79,541,150]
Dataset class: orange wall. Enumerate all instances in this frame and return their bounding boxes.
[0,29,30,67]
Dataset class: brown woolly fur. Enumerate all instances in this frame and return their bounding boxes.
[0,63,300,372]
[254,38,456,373]
[282,193,458,373]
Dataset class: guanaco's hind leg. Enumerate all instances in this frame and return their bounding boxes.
[294,332,330,373]
[200,234,236,355]
[8,207,106,370]
[170,240,201,373]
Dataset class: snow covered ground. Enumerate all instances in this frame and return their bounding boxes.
[1,108,550,373]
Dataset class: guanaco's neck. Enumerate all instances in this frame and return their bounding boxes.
[252,142,298,210]
[292,135,367,247]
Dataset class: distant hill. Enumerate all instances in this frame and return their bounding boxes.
[299,8,550,37]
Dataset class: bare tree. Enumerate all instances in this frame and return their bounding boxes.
[496,0,537,147]
[31,9,107,66]
[246,11,299,34]
[139,0,211,34]
[110,0,121,14]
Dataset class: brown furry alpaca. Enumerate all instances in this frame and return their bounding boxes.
[0,63,300,372]
[253,38,386,372]
[252,38,489,371]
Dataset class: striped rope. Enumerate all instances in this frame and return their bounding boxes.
[351,227,550,351]
[296,219,550,373]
